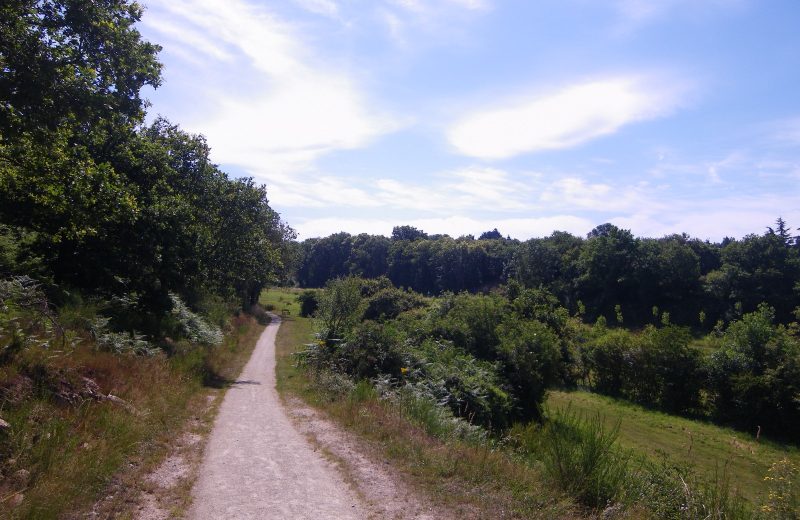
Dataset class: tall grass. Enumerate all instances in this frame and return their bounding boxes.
[537,407,628,508]
[0,306,263,519]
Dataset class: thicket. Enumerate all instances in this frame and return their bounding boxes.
[295,220,800,329]
[300,277,800,439]
[295,279,800,516]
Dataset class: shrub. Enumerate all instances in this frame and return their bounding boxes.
[336,321,405,379]
[91,316,159,356]
[585,329,634,397]
[428,292,508,359]
[362,287,425,321]
[168,293,223,346]
[761,458,799,519]
[297,290,319,317]
[407,338,513,429]
[316,277,364,339]
[708,304,800,434]
[496,319,561,421]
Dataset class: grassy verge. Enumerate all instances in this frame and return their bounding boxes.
[547,389,800,503]
[0,312,265,519]
[264,288,581,519]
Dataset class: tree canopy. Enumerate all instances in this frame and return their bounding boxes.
[0,0,292,326]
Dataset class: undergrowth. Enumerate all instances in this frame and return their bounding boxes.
[0,288,264,519]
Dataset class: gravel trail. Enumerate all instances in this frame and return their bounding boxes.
[187,315,366,519]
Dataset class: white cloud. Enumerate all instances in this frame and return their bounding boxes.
[448,75,691,159]
[613,195,800,240]
[293,188,800,241]
[259,166,536,212]
[142,0,398,173]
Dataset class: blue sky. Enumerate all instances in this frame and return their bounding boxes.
[137,0,800,240]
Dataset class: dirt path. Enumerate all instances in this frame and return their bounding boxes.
[187,315,367,519]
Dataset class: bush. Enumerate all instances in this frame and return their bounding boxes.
[316,277,364,339]
[407,338,513,429]
[428,292,508,359]
[585,329,634,397]
[496,319,561,421]
[708,304,800,434]
[168,293,223,346]
[363,287,425,321]
[297,290,319,317]
[335,321,405,379]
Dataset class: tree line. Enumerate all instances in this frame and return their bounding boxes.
[294,220,800,328]
[0,0,293,334]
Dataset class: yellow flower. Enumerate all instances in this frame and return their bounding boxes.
[400,367,409,375]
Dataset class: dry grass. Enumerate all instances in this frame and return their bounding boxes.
[0,312,264,519]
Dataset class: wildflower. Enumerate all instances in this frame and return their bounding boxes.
[400,367,409,375]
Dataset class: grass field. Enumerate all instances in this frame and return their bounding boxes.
[259,288,305,317]
[547,389,800,503]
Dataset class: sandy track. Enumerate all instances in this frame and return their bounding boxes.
[187,315,366,519]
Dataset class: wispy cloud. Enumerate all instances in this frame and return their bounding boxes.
[377,0,490,47]
[293,0,341,19]
[447,75,692,160]
[257,166,536,213]
[142,0,398,173]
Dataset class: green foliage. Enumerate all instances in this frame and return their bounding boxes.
[496,320,560,421]
[586,329,632,396]
[315,277,365,339]
[297,290,319,317]
[296,219,799,333]
[0,3,293,326]
[90,316,158,356]
[762,458,800,518]
[384,384,487,443]
[406,338,513,428]
[428,292,508,359]
[336,321,405,379]
[0,276,63,364]
[707,304,800,435]
[0,0,160,242]
[362,286,425,321]
[538,407,628,508]
[634,458,752,519]
[167,293,223,346]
